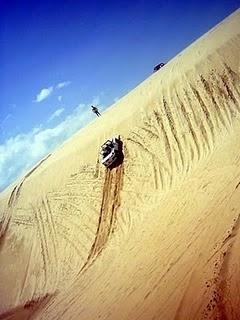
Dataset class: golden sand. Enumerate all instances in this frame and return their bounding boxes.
[0,9,240,320]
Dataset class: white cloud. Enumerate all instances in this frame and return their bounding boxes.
[0,97,102,192]
[34,80,70,103]
[0,114,13,136]
[48,108,65,122]
[56,81,71,89]
[35,87,53,102]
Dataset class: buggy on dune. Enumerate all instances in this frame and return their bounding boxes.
[153,62,165,72]
[100,136,123,168]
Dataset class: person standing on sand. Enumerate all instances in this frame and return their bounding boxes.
[91,105,101,117]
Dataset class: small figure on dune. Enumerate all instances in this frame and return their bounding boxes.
[91,105,101,117]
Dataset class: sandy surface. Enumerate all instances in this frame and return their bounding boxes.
[0,9,240,320]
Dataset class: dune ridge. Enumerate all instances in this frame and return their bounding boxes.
[0,8,240,320]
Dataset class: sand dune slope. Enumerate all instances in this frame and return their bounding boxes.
[0,9,240,320]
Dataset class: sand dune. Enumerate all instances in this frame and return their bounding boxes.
[0,9,240,320]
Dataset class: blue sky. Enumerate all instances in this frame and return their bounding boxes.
[0,0,239,191]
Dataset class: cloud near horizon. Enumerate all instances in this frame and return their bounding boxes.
[48,108,65,122]
[0,100,100,192]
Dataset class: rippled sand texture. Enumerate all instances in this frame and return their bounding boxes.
[0,9,240,320]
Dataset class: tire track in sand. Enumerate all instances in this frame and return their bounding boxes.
[41,197,59,286]
[126,134,165,190]
[162,97,185,170]
[80,163,124,273]
[175,91,201,162]
[7,181,23,208]
[7,185,18,208]
[33,199,59,291]
[33,207,48,289]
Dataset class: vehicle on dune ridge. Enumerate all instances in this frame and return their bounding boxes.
[100,136,123,168]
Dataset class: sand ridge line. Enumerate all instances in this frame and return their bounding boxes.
[0,294,52,320]
[7,154,52,209]
[215,213,240,319]
[202,213,240,319]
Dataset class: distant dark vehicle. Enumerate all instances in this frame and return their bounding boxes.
[153,63,165,72]
[100,136,123,168]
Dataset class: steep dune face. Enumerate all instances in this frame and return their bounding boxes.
[0,9,240,320]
